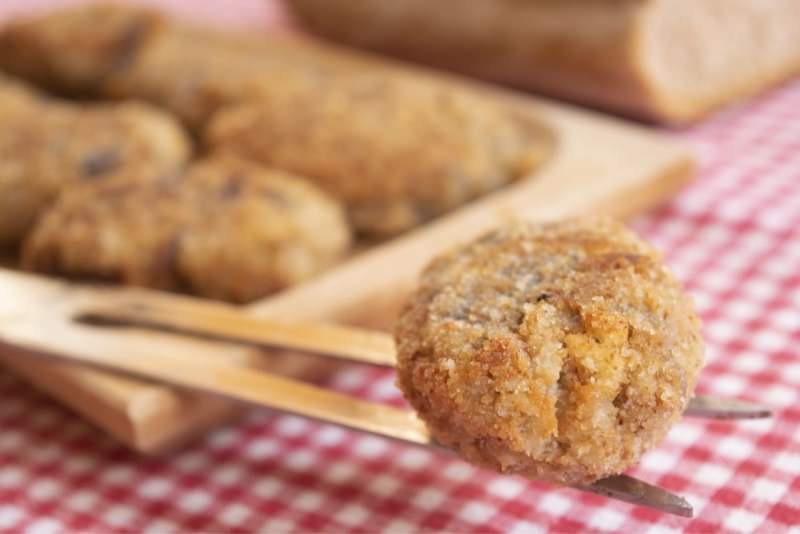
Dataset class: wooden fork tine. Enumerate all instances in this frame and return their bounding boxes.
[77,291,397,366]
[683,395,772,419]
[585,475,692,517]
[0,315,693,517]
[0,269,761,516]
[77,289,772,421]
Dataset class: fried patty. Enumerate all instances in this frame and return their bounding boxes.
[0,3,163,95]
[207,74,548,237]
[0,74,190,247]
[395,218,704,485]
[0,4,339,131]
[23,156,352,303]
[103,24,331,132]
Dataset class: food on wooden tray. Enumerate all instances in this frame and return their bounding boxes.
[0,3,163,95]
[23,156,351,303]
[0,74,190,247]
[395,218,704,485]
[291,0,800,123]
[207,74,548,237]
[102,24,331,131]
[0,71,43,108]
[0,4,550,238]
[0,3,338,131]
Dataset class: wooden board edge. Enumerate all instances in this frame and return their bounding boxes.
[0,352,139,445]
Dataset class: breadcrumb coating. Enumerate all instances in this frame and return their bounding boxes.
[0,3,163,94]
[0,74,190,246]
[103,24,332,131]
[395,218,704,485]
[23,156,351,303]
[207,74,548,237]
[0,4,339,131]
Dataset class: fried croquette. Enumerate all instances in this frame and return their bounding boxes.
[0,3,336,131]
[395,218,704,485]
[0,3,163,95]
[23,156,352,303]
[0,75,190,246]
[103,24,330,131]
[207,74,548,237]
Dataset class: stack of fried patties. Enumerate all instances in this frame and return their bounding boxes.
[0,4,549,303]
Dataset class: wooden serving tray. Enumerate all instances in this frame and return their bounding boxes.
[0,34,694,453]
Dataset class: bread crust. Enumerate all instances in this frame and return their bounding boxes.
[290,0,800,123]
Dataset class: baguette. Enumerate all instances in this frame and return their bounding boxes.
[290,0,800,123]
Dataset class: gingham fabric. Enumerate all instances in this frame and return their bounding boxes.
[1,1,799,532]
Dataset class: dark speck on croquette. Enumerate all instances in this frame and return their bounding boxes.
[22,156,352,303]
[0,73,190,246]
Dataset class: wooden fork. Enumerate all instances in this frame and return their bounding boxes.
[0,269,771,517]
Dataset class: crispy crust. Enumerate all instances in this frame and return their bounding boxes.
[23,156,352,303]
[395,218,704,485]
[0,75,190,246]
[103,25,333,131]
[0,3,340,131]
[207,74,547,237]
[0,3,164,95]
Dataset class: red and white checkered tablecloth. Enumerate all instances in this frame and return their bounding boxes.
[1,1,799,532]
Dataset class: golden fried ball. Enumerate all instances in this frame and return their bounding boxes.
[0,75,190,247]
[23,156,352,303]
[395,218,704,485]
[103,24,333,132]
[0,4,344,132]
[0,3,164,95]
